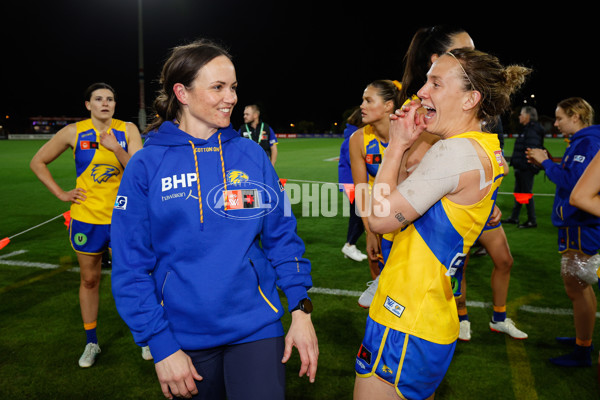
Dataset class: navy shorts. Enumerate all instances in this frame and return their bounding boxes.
[69,219,110,255]
[356,316,456,399]
[184,336,285,400]
[558,226,600,255]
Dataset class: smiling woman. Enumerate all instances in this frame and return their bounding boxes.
[110,39,318,400]
[354,49,531,400]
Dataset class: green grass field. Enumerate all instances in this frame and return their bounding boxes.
[1,137,598,399]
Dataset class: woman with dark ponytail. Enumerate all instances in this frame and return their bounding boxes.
[111,39,318,400]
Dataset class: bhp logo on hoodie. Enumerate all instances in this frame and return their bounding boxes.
[161,173,197,191]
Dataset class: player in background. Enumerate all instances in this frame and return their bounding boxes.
[30,82,143,367]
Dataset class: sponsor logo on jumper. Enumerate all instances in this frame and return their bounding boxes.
[80,140,99,150]
[384,296,405,318]
[357,344,372,365]
[494,150,502,164]
[225,189,259,209]
[365,153,382,164]
[74,232,87,246]
[446,252,467,277]
[90,164,120,183]
[161,173,197,192]
[194,146,220,153]
[207,180,276,220]
[114,196,127,210]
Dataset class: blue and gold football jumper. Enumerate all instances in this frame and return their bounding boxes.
[71,119,129,225]
[363,124,388,187]
[370,131,504,344]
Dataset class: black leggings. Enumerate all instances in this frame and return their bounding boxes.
[182,336,285,400]
[347,199,365,245]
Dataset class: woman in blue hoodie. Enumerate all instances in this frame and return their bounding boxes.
[111,39,318,399]
[527,97,600,367]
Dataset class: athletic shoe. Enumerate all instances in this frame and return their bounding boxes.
[78,343,101,368]
[342,244,367,262]
[458,320,472,341]
[489,318,528,339]
[550,345,592,367]
[141,346,153,361]
[358,275,379,308]
[472,246,487,257]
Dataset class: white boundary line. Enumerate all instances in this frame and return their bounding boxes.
[1,250,589,316]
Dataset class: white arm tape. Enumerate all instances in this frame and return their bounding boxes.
[397,138,488,215]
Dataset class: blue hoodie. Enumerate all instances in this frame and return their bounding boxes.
[338,123,357,190]
[541,125,600,228]
[111,121,312,363]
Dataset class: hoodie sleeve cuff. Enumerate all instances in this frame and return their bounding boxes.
[147,327,181,363]
[284,285,310,313]
[541,158,554,169]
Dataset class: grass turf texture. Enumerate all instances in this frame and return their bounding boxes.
[1,137,598,399]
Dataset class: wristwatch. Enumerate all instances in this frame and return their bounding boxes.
[291,298,313,314]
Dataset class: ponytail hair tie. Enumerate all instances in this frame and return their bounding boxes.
[392,80,402,91]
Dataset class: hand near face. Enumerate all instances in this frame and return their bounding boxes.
[389,100,426,149]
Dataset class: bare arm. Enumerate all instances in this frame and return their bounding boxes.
[368,102,425,234]
[570,151,600,217]
[349,128,380,260]
[30,124,87,204]
[270,143,278,166]
[501,155,509,176]
[282,311,318,382]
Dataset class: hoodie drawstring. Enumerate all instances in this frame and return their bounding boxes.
[189,141,204,230]
[218,133,228,211]
[188,132,228,228]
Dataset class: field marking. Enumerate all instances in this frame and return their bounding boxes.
[506,294,540,400]
[0,253,74,294]
[0,250,589,318]
[0,250,110,275]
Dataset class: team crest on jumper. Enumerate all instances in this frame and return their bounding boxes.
[227,170,249,185]
[91,164,120,183]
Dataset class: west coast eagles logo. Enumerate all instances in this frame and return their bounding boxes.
[91,164,120,183]
[227,170,249,185]
[206,169,279,220]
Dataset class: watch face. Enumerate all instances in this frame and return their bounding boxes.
[301,298,313,313]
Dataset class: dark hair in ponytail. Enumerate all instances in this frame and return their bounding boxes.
[146,39,232,133]
[400,25,467,103]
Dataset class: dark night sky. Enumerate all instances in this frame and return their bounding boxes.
[2,1,597,133]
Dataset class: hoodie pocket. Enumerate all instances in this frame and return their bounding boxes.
[249,258,279,313]
[161,271,171,306]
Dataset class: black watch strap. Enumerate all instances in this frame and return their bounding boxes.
[291,298,313,314]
